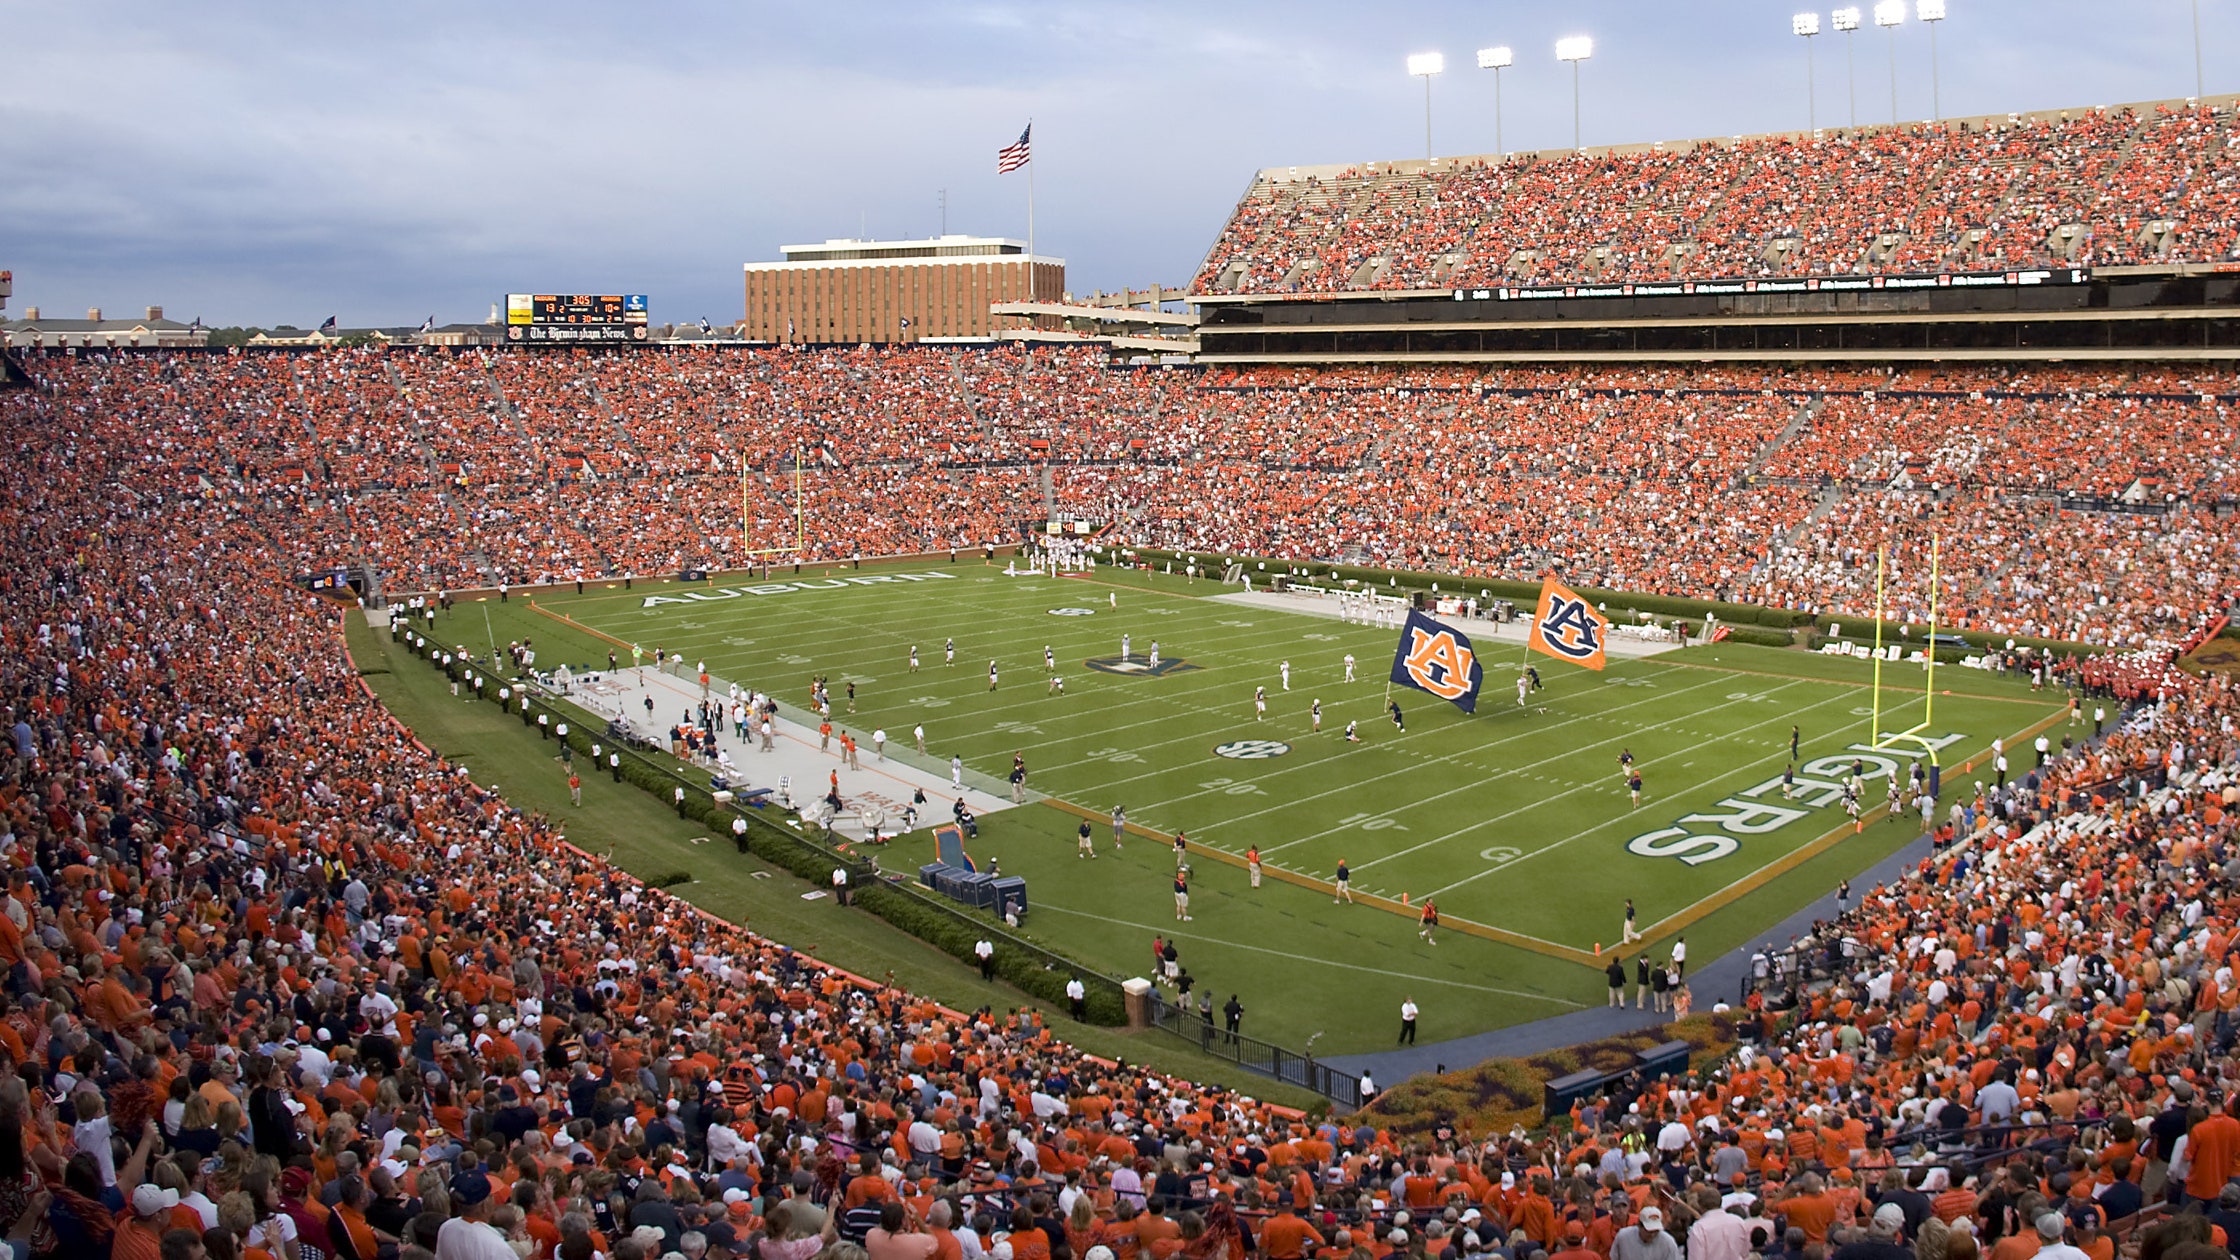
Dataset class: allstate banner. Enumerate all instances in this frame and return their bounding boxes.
[1529,575,1611,671]
[1390,610,1485,713]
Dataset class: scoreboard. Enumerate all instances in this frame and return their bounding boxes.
[504,294,650,343]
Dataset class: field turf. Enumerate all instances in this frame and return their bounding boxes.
[425,558,2065,1055]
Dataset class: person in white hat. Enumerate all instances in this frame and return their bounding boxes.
[1612,1205,1679,1260]
[116,1185,182,1260]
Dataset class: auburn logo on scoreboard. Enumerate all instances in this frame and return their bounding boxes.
[1388,611,1485,712]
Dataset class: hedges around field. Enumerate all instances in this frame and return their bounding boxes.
[1357,1014,1738,1139]
[387,630,1129,1026]
[1114,548,2114,655]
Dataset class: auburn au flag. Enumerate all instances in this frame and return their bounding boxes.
[1389,610,1485,713]
[1529,575,1611,670]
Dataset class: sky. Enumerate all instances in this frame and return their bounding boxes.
[0,0,2228,328]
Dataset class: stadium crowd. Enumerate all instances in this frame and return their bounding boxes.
[11,348,2238,651]
[3,342,2240,1260]
[1194,100,2240,294]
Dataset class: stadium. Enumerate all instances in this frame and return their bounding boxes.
[2,9,2240,1260]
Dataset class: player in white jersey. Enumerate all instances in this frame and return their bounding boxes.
[1343,653,1357,683]
[1121,632,1131,660]
[1148,641,1160,668]
[1279,660,1291,691]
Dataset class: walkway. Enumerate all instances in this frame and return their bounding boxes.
[572,664,1019,845]
[1209,589,1692,660]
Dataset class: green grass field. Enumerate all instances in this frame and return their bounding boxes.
[414,558,2064,1055]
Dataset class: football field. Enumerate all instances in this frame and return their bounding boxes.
[456,559,2066,1053]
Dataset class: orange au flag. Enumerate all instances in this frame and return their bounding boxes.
[1529,575,1611,671]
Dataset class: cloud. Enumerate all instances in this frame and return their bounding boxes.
[0,0,2225,325]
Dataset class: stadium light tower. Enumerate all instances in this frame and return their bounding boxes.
[1874,0,1904,124]
[1832,6,1862,128]
[1407,52,1445,161]
[1477,45,1513,156]
[1918,0,1945,120]
[1793,13,1821,132]
[1555,35,1593,151]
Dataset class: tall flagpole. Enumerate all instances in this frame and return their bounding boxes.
[1027,117,1036,292]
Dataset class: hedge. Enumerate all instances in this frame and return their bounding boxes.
[1711,625,1797,649]
[388,632,1131,1024]
[1106,547,2115,649]
[1118,548,1819,630]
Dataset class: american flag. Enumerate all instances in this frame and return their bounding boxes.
[996,124,1031,174]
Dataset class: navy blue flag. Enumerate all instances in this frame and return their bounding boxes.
[1388,609,1485,713]
[318,315,338,333]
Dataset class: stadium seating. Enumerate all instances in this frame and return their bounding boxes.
[2,341,2239,1260]
[19,347,2236,647]
[1193,100,2240,295]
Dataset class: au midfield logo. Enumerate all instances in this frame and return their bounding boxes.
[1083,655,1199,677]
[1047,608,1097,617]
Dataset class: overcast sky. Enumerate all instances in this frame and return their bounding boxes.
[0,0,2226,327]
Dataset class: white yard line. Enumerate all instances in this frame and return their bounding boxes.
[1034,904,1588,1007]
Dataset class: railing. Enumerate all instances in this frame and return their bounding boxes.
[1146,995,1364,1108]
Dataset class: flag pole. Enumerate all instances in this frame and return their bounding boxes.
[1027,117,1036,286]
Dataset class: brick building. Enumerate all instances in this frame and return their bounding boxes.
[741,235,1062,344]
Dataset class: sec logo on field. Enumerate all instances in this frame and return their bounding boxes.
[1085,655,1200,677]
[1214,740,1292,760]
[1047,607,1097,616]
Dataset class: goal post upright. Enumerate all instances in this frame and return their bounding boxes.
[1870,544,1887,747]
[1868,532,1944,769]
[1923,532,1939,732]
